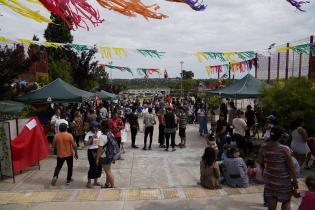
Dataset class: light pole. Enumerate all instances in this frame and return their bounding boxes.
[180,61,184,97]
[109,61,113,81]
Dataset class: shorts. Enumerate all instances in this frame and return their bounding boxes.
[179,127,186,138]
[100,157,112,165]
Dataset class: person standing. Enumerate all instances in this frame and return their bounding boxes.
[259,126,298,210]
[216,114,228,159]
[227,102,237,141]
[109,111,125,150]
[232,110,247,156]
[245,105,255,137]
[84,121,102,188]
[99,104,108,120]
[291,118,311,169]
[178,107,188,148]
[143,108,156,150]
[128,107,140,148]
[198,105,208,136]
[164,107,177,152]
[72,111,84,148]
[51,123,78,186]
[96,121,115,188]
[158,109,166,148]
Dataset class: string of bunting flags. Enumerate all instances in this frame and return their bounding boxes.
[99,64,162,77]
[0,36,165,60]
[195,51,257,63]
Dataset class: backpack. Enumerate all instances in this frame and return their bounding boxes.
[105,133,121,160]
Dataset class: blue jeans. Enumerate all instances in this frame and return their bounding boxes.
[199,116,208,135]
[217,134,227,159]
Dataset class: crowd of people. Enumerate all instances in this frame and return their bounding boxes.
[47,96,315,210]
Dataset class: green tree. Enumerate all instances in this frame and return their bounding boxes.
[44,14,73,43]
[260,77,315,134]
[0,45,39,98]
[181,70,194,79]
[48,60,73,84]
[66,47,104,90]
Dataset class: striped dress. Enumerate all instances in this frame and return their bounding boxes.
[261,144,293,203]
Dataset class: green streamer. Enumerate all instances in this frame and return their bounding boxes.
[70,44,89,51]
[137,49,165,58]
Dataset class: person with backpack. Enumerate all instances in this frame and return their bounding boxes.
[96,121,120,188]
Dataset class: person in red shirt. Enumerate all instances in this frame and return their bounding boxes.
[109,111,125,150]
[295,176,315,210]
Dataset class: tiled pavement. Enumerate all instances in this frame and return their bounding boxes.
[0,124,312,209]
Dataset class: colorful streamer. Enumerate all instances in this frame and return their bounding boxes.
[0,0,52,23]
[205,58,257,76]
[286,0,310,12]
[16,38,36,45]
[196,51,256,63]
[137,49,165,58]
[96,0,167,19]
[43,41,60,48]
[104,65,133,75]
[70,44,90,51]
[166,0,206,11]
[137,68,161,77]
[112,48,128,58]
[276,43,315,54]
[100,46,113,59]
[38,0,103,30]
[0,36,11,43]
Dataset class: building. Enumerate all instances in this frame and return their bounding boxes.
[120,88,171,96]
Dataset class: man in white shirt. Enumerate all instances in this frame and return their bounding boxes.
[54,114,68,133]
[99,104,108,120]
[51,109,61,129]
[232,110,248,156]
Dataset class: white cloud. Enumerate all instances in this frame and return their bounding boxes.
[0,0,314,79]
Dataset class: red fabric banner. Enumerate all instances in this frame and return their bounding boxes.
[11,117,49,172]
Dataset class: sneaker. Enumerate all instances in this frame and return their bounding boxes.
[165,148,168,151]
[172,148,176,152]
[142,147,147,150]
[51,176,57,186]
[86,183,93,188]
[148,147,151,150]
[66,179,74,185]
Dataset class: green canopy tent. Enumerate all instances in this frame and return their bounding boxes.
[15,78,95,104]
[208,74,266,99]
[0,100,26,114]
[96,90,119,101]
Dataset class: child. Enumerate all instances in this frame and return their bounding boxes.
[200,147,221,189]
[205,132,218,155]
[294,176,315,210]
[246,159,264,184]
[220,144,230,161]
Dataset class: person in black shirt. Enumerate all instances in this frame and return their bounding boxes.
[245,105,255,137]
[128,107,140,148]
[164,107,177,152]
[216,114,228,159]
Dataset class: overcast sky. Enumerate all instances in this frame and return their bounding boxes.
[0,0,314,79]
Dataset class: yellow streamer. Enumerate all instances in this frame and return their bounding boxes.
[205,66,212,75]
[0,0,51,23]
[43,41,60,48]
[100,46,112,59]
[112,48,128,58]
[276,47,289,52]
[16,38,35,45]
[224,52,238,63]
[0,36,11,43]
[195,52,208,62]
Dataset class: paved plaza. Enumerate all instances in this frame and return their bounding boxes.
[0,124,310,210]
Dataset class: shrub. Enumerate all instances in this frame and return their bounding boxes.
[260,77,315,135]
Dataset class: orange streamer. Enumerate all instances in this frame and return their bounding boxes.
[96,0,168,19]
